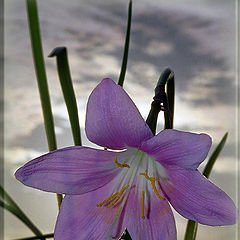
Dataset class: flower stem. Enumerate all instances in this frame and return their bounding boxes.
[184,220,198,240]
[26,0,62,208]
[184,133,228,240]
[146,68,175,134]
[48,47,82,146]
[118,0,132,87]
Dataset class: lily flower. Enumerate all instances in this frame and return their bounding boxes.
[15,79,237,240]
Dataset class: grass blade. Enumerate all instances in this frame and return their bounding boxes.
[165,72,174,129]
[26,0,63,208]
[203,132,228,178]
[118,0,132,87]
[184,220,198,240]
[48,47,82,146]
[184,132,228,240]
[12,233,54,240]
[26,0,57,152]
[0,198,43,237]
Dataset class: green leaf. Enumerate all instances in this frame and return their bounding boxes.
[184,132,228,240]
[12,233,54,240]
[26,0,63,208]
[118,0,132,87]
[0,193,43,237]
[165,72,174,129]
[184,220,198,240]
[49,47,82,146]
[26,0,57,152]
[203,132,228,178]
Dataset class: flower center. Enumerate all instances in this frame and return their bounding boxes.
[96,148,167,221]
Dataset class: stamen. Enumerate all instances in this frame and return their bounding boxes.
[114,156,130,168]
[106,185,130,208]
[140,170,158,182]
[151,181,165,201]
[140,170,165,201]
[141,191,145,219]
[96,192,119,207]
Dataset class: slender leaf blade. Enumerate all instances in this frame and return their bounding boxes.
[165,72,174,129]
[118,0,132,87]
[184,132,228,240]
[203,132,228,178]
[12,233,54,240]
[0,199,43,237]
[49,47,82,146]
[26,0,63,207]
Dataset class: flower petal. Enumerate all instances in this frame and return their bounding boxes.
[162,167,237,226]
[86,78,153,149]
[54,178,125,240]
[121,184,177,240]
[15,146,121,195]
[140,129,211,169]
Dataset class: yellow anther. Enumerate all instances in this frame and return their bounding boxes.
[96,192,119,207]
[114,156,130,168]
[106,185,130,208]
[140,170,158,181]
[141,191,145,219]
[140,170,165,201]
[151,181,165,201]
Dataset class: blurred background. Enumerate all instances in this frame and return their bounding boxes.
[4,0,238,239]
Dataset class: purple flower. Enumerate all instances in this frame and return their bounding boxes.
[15,79,237,240]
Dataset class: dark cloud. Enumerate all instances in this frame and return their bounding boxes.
[72,1,235,107]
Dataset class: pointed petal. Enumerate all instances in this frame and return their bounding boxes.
[162,167,237,226]
[86,78,153,150]
[15,146,121,195]
[54,178,125,240]
[140,129,211,170]
[120,183,176,240]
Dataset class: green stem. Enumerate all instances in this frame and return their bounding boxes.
[26,0,63,208]
[48,47,82,146]
[184,133,228,240]
[12,233,54,240]
[0,199,43,237]
[118,0,132,87]
[184,220,198,240]
[146,68,175,134]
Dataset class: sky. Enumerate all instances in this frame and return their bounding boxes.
[4,0,238,239]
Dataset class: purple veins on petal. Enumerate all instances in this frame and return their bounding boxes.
[15,146,121,195]
[85,78,153,150]
[140,129,212,170]
[161,167,237,226]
